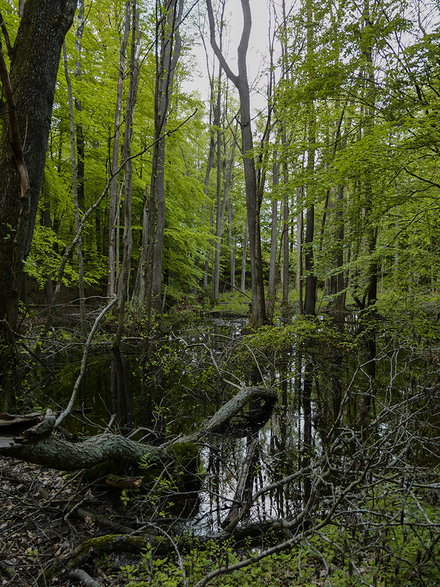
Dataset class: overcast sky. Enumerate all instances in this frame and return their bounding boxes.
[186,0,279,110]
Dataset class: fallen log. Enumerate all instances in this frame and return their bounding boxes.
[0,431,167,470]
[0,386,277,471]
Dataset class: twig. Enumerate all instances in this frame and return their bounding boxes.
[55,296,117,427]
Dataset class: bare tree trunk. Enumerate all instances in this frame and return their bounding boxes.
[296,202,303,311]
[328,186,346,326]
[359,0,378,429]
[303,204,316,315]
[202,137,216,291]
[275,0,293,318]
[281,156,291,317]
[146,0,184,314]
[63,43,86,335]
[207,0,267,327]
[107,2,130,297]
[212,71,223,305]
[227,199,236,290]
[303,0,317,316]
[75,0,85,212]
[241,224,248,293]
[267,155,279,321]
[116,0,141,345]
[133,187,149,300]
[201,75,217,292]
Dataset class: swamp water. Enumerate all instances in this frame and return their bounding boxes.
[28,314,440,535]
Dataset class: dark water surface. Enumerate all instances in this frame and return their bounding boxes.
[29,314,439,534]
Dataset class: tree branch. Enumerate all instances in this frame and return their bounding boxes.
[206,0,239,87]
[403,167,440,189]
[54,295,118,428]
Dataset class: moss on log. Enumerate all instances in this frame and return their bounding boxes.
[0,387,277,471]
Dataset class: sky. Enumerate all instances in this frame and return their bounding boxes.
[186,0,280,110]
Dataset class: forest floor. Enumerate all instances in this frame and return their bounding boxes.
[0,457,139,586]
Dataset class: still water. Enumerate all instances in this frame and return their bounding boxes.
[28,314,438,533]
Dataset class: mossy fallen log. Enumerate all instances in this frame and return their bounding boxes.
[0,386,277,471]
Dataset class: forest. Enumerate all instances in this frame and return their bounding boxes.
[0,0,439,584]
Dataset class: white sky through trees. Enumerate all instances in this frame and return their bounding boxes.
[187,0,276,111]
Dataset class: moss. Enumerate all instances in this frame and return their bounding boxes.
[69,535,152,568]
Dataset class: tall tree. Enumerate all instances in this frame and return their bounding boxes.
[63,42,86,334]
[302,0,317,316]
[116,0,141,345]
[211,53,224,305]
[107,1,131,298]
[0,0,77,329]
[206,0,268,327]
[143,0,185,313]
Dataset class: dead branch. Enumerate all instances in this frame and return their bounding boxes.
[55,295,117,427]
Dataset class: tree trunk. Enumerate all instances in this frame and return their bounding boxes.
[145,0,184,314]
[359,0,378,429]
[302,0,317,317]
[267,156,279,321]
[133,186,149,301]
[296,204,303,310]
[0,0,77,329]
[107,2,130,297]
[63,42,86,335]
[282,158,291,317]
[207,0,267,328]
[328,185,346,326]
[228,199,236,290]
[75,0,85,213]
[212,71,223,305]
[116,0,141,345]
[241,224,248,292]
[303,203,316,316]
[201,76,217,292]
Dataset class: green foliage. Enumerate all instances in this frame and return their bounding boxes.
[24,226,75,288]
[377,291,440,343]
[226,317,348,381]
[211,291,251,314]
[118,484,440,585]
